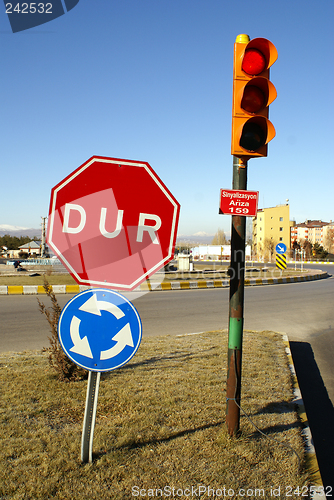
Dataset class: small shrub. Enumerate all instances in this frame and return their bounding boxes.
[45,266,53,276]
[37,279,87,382]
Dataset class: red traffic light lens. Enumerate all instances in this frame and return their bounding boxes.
[241,85,265,113]
[240,121,266,152]
[242,48,266,75]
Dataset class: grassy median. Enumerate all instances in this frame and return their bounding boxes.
[0,330,310,499]
[0,266,309,287]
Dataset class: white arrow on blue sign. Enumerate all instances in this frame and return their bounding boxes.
[275,243,287,254]
[58,289,142,372]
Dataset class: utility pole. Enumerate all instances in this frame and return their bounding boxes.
[226,33,277,436]
[226,156,247,436]
[41,217,47,257]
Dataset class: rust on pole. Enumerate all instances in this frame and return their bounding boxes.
[226,156,247,436]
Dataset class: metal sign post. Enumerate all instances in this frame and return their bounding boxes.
[48,156,180,461]
[57,289,142,462]
[81,371,101,463]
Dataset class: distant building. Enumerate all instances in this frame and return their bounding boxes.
[18,240,41,255]
[290,223,307,244]
[2,240,52,258]
[191,244,251,261]
[252,204,293,261]
[291,220,334,251]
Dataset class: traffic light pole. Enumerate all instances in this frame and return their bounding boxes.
[226,156,247,436]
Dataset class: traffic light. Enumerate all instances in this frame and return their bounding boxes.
[231,34,277,159]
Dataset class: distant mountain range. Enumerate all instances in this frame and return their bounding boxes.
[0,225,41,238]
[177,232,215,245]
[0,224,223,245]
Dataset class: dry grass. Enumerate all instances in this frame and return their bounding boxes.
[161,267,308,281]
[0,330,310,499]
[0,266,310,286]
[0,273,77,286]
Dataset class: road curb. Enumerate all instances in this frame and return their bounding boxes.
[281,334,326,499]
[146,270,329,291]
[0,270,329,294]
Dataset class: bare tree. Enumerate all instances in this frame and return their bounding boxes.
[263,238,275,262]
[211,229,228,245]
[300,239,313,260]
[324,229,334,253]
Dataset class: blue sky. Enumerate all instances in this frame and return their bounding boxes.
[1,0,333,238]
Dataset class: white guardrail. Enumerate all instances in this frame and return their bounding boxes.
[6,259,61,265]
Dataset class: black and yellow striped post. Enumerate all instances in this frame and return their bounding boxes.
[276,253,287,270]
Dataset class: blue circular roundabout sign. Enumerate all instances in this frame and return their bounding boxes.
[58,289,142,372]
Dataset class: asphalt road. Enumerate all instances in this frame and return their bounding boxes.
[0,263,333,489]
[1,264,333,401]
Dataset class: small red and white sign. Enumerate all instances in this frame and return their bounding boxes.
[219,189,259,217]
[47,156,180,291]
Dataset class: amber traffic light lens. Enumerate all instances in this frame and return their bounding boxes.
[241,85,266,113]
[242,48,266,75]
[239,122,266,152]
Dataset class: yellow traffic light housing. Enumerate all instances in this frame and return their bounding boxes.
[231,35,278,159]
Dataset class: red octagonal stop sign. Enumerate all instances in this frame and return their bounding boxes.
[47,156,180,291]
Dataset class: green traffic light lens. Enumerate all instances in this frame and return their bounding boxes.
[240,122,266,152]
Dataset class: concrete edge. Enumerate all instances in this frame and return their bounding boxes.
[281,334,326,499]
[0,271,329,294]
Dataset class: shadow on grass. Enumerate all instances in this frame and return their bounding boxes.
[248,421,301,437]
[290,341,334,491]
[94,414,300,462]
[101,346,219,378]
[255,401,295,415]
[91,415,301,463]
[106,420,225,454]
